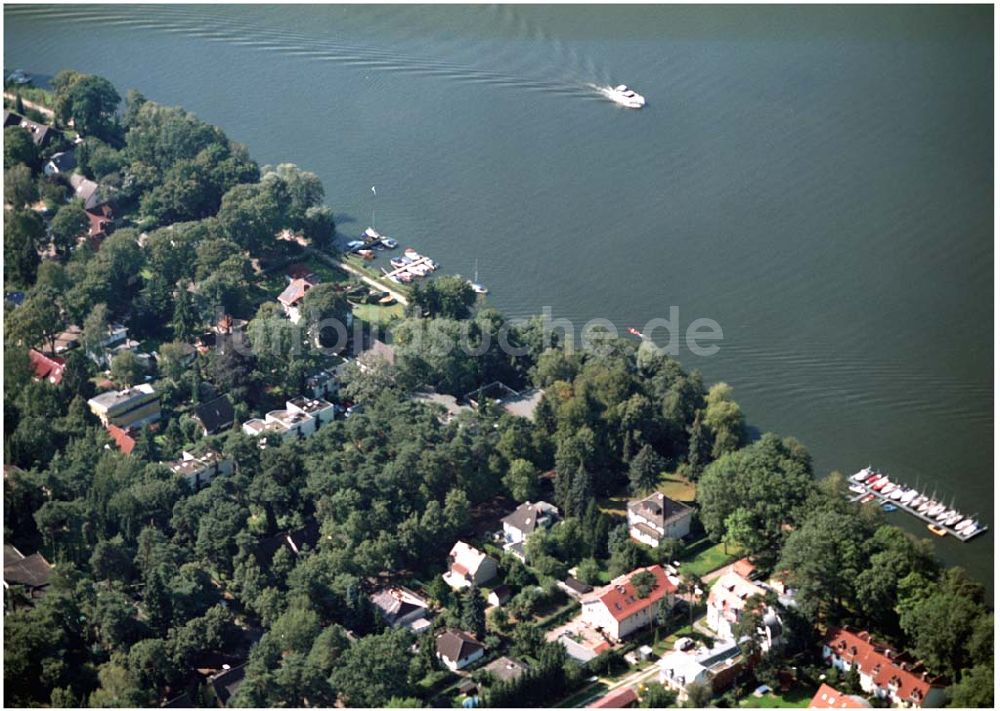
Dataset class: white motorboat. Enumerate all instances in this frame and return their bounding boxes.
[927,503,946,517]
[852,468,872,482]
[381,237,398,249]
[601,84,646,109]
[900,490,919,505]
[881,483,898,495]
[849,484,867,495]
[889,488,905,501]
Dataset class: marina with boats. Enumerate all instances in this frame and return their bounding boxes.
[849,467,988,542]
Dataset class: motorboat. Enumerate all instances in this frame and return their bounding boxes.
[346,239,366,251]
[853,468,872,482]
[364,227,383,240]
[404,248,421,260]
[390,256,413,269]
[927,503,946,517]
[871,476,890,491]
[860,494,876,504]
[6,69,30,85]
[849,484,867,495]
[865,473,881,485]
[880,482,897,495]
[357,249,375,260]
[409,264,430,277]
[889,488,905,501]
[881,503,898,513]
[928,524,948,537]
[602,84,646,109]
[900,490,919,505]
[381,237,398,249]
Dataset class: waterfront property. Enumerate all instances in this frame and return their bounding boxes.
[87,384,160,429]
[627,492,694,547]
[821,627,946,707]
[579,564,677,641]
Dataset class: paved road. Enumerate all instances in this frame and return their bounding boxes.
[4,92,55,119]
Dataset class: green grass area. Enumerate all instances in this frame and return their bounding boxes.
[738,687,812,708]
[341,253,412,295]
[352,302,405,327]
[678,537,742,578]
[657,473,697,502]
[5,85,57,111]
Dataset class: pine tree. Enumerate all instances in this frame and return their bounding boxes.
[567,464,593,518]
[15,94,25,115]
[171,285,198,341]
[460,584,486,638]
[628,444,664,495]
[687,411,711,479]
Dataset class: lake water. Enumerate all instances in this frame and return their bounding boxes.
[5,4,993,587]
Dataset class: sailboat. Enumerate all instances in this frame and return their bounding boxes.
[468,259,488,294]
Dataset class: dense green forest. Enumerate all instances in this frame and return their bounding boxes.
[3,71,992,708]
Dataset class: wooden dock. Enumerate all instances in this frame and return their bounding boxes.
[852,470,987,542]
[381,255,435,281]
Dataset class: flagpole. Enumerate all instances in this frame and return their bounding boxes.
[371,185,376,228]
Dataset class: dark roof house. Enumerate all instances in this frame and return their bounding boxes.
[208,662,247,707]
[436,630,485,669]
[193,395,236,435]
[4,548,54,609]
[4,111,55,147]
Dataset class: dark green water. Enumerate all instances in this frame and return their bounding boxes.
[5,5,993,587]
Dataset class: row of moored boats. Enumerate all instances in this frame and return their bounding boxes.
[850,467,986,540]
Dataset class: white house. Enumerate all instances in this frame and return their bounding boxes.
[166,449,234,491]
[579,564,677,641]
[658,640,744,700]
[443,541,498,590]
[241,396,335,444]
[706,571,783,652]
[627,492,694,547]
[500,501,559,561]
[436,630,485,671]
[822,627,946,707]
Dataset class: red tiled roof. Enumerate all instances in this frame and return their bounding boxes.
[28,349,65,384]
[595,565,676,623]
[809,683,870,708]
[277,277,314,307]
[732,557,756,578]
[823,627,944,705]
[589,687,638,708]
[107,424,136,455]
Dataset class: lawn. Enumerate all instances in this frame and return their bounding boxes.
[555,682,607,708]
[738,687,812,708]
[657,473,696,502]
[678,537,742,578]
[352,301,405,327]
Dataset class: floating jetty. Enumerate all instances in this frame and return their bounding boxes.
[849,467,988,542]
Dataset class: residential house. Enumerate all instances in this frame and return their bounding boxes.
[487,584,512,607]
[85,204,114,244]
[822,627,946,708]
[43,149,76,176]
[4,111,55,147]
[484,656,528,683]
[500,500,559,561]
[558,576,594,600]
[69,173,112,212]
[88,384,161,429]
[166,449,233,491]
[589,688,638,709]
[436,630,485,671]
[84,321,131,367]
[305,366,343,399]
[627,492,694,547]
[809,683,871,708]
[658,640,745,700]
[192,395,236,436]
[4,546,53,610]
[50,324,83,354]
[277,277,315,323]
[208,662,247,707]
[706,571,783,652]
[370,586,431,631]
[580,564,677,641]
[242,396,335,444]
[28,349,65,385]
[107,424,137,455]
[443,541,498,590]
